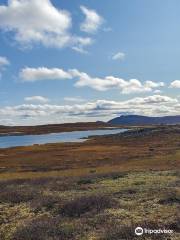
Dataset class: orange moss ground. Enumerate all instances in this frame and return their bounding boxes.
[0,125,179,180]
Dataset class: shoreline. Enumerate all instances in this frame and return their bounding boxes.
[0,122,113,137]
[0,125,179,180]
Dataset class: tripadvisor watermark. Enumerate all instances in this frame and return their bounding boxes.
[135,226,174,236]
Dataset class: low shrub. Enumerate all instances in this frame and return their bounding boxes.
[114,188,137,197]
[12,216,77,240]
[102,223,136,240]
[108,172,128,180]
[30,195,61,212]
[0,188,38,204]
[60,194,115,217]
[77,178,95,185]
[166,215,180,232]
[158,190,180,205]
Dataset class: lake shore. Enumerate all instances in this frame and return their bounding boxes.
[0,122,112,137]
[0,128,128,149]
[0,125,179,180]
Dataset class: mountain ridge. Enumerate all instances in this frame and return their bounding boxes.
[108,115,180,125]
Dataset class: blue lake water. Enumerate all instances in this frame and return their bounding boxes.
[0,128,128,149]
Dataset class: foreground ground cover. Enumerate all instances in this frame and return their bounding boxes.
[0,125,179,239]
[0,170,179,240]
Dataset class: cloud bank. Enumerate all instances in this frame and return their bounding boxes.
[0,95,179,125]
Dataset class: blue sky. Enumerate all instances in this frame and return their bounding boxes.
[0,0,180,125]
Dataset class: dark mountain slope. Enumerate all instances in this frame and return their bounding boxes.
[108,115,180,125]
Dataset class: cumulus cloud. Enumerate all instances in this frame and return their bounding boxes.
[112,52,125,61]
[153,90,162,94]
[131,95,177,104]
[0,56,10,68]
[20,67,72,82]
[0,95,179,125]
[0,56,10,78]
[72,46,88,54]
[170,80,180,88]
[80,6,103,34]
[70,69,165,93]
[64,97,86,103]
[145,80,164,88]
[24,96,49,103]
[19,67,165,94]
[0,0,93,51]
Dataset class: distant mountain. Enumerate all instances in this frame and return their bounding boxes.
[108,115,180,125]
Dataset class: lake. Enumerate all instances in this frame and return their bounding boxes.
[0,128,128,149]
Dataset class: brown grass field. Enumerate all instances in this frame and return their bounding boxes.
[0,125,179,239]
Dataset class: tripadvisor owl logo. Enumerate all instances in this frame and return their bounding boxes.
[135,227,143,236]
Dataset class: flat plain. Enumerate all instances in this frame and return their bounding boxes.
[0,125,179,239]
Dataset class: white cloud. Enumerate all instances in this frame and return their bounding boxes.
[24,96,49,103]
[0,0,93,51]
[0,56,10,68]
[0,95,179,125]
[145,80,164,88]
[20,67,72,82]
[0,56,10,78]
[131,95,177,104]
[170,80,180,88]
[112,52,125,61]
[70,69,165,94]
[64,97,86,103]
[80,6,103,34]
[72,46,89,54]
[19,67,165,94]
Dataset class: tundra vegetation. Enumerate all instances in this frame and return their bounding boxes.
[0,125,179,239]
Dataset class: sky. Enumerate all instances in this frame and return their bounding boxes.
[0,0,180,125]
